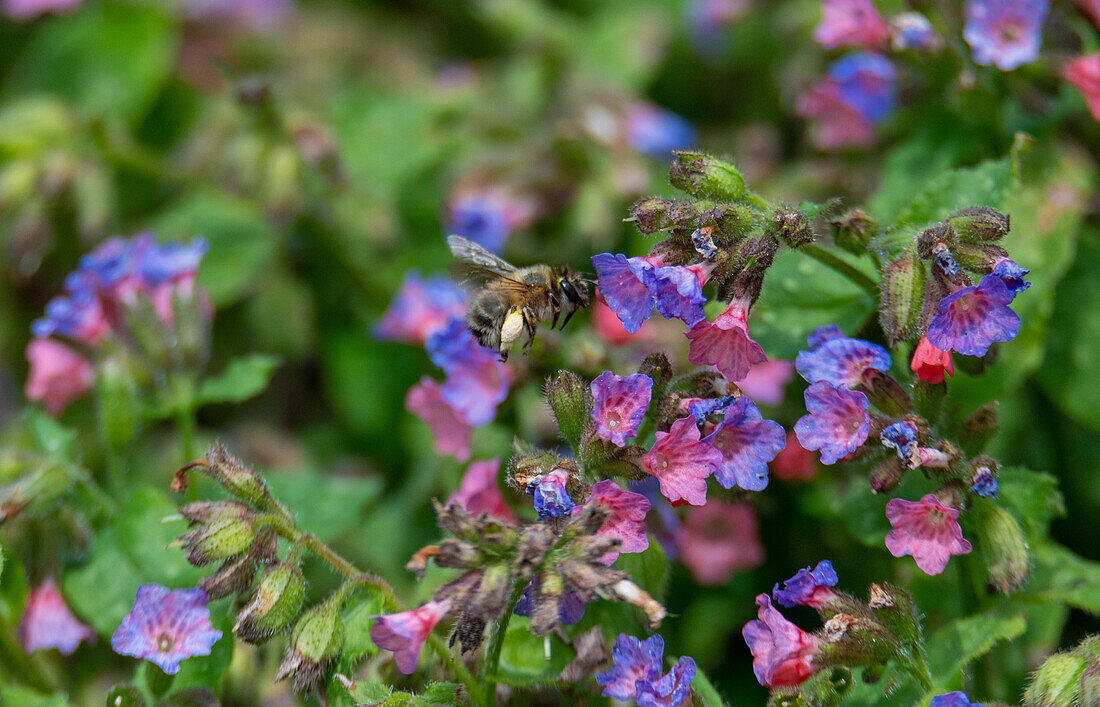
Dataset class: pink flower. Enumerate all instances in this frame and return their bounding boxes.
[405,379,473,461]
[737,361,794,406]
[18,578,94,655]
[813,0,890,49]
[370,600,451,675]
[677,500,763,585]
[590,371,653,447]
[1065,54,1100,122]
[742,594,821,687]
[576,480,651,565]
[771,431,819,482]
[910,335,955,384]
[797,82,876,150]
[24,339,95,416]
[592,293,649,345]
[448,459,516,522]
[884,494,973,575]
[686,298,767,382]
[643,417,722,506]
[2,0,80,20]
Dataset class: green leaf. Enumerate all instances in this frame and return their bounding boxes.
[338,596,382,670]
[996,467,1065,539]
[0,97,76,156]
[750,249,877,359]
[421,682,461,705]
[265,468,383,541]
[345,681,391,704]
[614,538,669,602]
[495,622,571,686]
[925,610,1026,688]
[197,354,281,406]
[891,146,1017,228]
[8,3,176,124]
[0,683,69,707]
[23,409,77,462]
[691,666,729,707]
[1029,543,1100,615]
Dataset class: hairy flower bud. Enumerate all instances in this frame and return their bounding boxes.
[867,582,922,647]
[960,402,1000,455]
[869,457,906,494]
[200,527,278,599]
[879,249,927,346]
[1025,652,1087,707]
[977,504,1031,594]
[858,370,913,418]
[951,242,1010,272]
[669,151,748,202]
[917,224,955,260]
[946,207,1010,243]
[178,501,257,567]
[629,197,675,234]
[830,209,877,256]
[436,539,483,569]
[235,561,307,643]
[769,207,814,249]
[173,442,275,510]
[818,613,900,668]
[547,370,593,451]
[275,597,345,693]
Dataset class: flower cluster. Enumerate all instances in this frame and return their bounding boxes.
[595,634,697,706]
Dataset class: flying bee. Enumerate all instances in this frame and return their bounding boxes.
[447,235,590,360]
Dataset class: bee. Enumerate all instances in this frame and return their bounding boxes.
[447,235,590,360]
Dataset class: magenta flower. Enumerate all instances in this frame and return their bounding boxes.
[773,561,839,609]
[795,325,890,388]
[406,379,473,461]
[591,371,653,446]
[576,480,651,565]
[448,459,516,522]
[813,0,890,49]
[111,585,222,675]
[703,397,785,491]
[636,656,697,707]
[370,600,451,675]
[742,594,821,687]
[185,0,294,29]
[797,81,876,150]
[686,298,767,382]
[677,500,763,585]
[2,0,80,20]
[24,339,95,416]
[771,430,820,482]
[885,494,973,575]
[18,578,94,655]
[592,253,659,333]
[1065,54,1100,122]
[595,634,665,700]
[964,0,1048,71]
[737,360,795,406]
[926,275,1021,357]
[793,382,870,464]
[643,417,722,506]
[373,272,466,345]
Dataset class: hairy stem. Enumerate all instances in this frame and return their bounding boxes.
[800,244,880,297]
[480,581,527,704]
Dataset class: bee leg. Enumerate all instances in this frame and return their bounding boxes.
[522,307,539,352]
[560,307,577,329]
[550,304,560,330]
[499,308,525,360]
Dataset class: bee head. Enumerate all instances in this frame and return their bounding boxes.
[558,271,590,309]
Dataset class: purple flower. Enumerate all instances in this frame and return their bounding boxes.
[31,291,106,342]
[427,319,510,426]
[881,421,919,468]
[636,656,697,707]
[808,324,845,348]
[575,480,651,565]
[970,465,998,497]
[647,264,711,326]
[797,81,876,150]
[681,395,737,421]
[448,458,517,522]
[703,397,785,491]
[773,561,839,609]
[19,578,94,655]
[185,0,293,28]
[643,417,723,506]
[137,238,208,286]
[990,258,1031,298]
[374,272,466,345]
[111,585,222,675]
[793,382,870,465]
[447,193,514,253]
[828,53,897,124]
[795,325,891,388]
[595,634,665,700]
[513,583,586,625]
[813,0,890,50]
[624,104,697,157]
[963,0,1048,71]
[406,379,473,461]
[926,275,1021,357]
[742,594,821,687]
[890,12,939,50]
[370,600,451,674]
[591,371,653,446]
[931,692,984,707]
[592,253,658,333]
[529,469,575,520]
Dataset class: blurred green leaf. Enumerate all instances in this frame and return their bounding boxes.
[495,621,571,686]
[891,144,1017,228]
[691,666,729,707]
[23,409,77,462]
[925,610,1026,688]
[345,681,391,704]
[1029,543,1100,615]
[996,467,1064,540]
[0,683,69,706]
[616,538,669,602]
[8,3,176,124]
[421,682,461,705]
[0,97,75,156]
[197,354,280,406]
[265,468,382,541]
[0,550,27,625]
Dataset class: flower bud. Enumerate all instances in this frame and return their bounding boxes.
[977,504,1030,594]
[869,457,906,494]
[960,402,999,455]
[867,582,921,647]
[629,197,675,234]
[769,207,814,248]
[712,202,757,238]
[917,224,954,260]
[830,209,877,256]
[691,227,719,259]
[173,442,275,510]
[275,597,345,693]
[879,249,927,346]
[951,242,1010,272]
[1079,655,1100,707]
[669,151,748,201]
[819,613,901,668]
[235,561,307,643]
[545,370,592,451]
[178,501,257,567]
[858,370,913,418]
[946,207,1009,243]
[435,539,483,569]
[1025,652,1087,707]
[200,526,278,599]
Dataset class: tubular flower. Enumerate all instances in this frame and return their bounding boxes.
[647,263,712,326]
[676,500,764,585]
[575,480,651,565]
[643,417,722,506]
[18,578,94,655]
[1065,53,1100,122]
[828,53,898,124]
[885,494,973,575]
[24,339,95,416]
[797,81,877,150]
[795,325,891,388]
[591,371,654,447]
[370,600,451,675]
[512,584,586,625]
[881,421,920,469]
[446,188,531,253]
[703,397,786,491]
[529,468,575,520]
[636,657,697,707]
[911,336,954,384]
[373,272,466,345]
[448,459,516,522]
[111,585,222,675]
[963,0,1049,71]
[595,634,665,700]
[406,379,473,461]
[773,561,839,609]
[592,253,659,333]
[926,275,1021,357]
[737,360,795,406]
[686,298,767,382]
[793,382,870,465]
[989,258,1032,298]
[970,466,999,497]
[742,594,821,687]
[813,0,890,49]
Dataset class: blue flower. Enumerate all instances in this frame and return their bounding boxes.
[970,465,998,497]
[138,237,208,285]
[963,0,1048,71]
[624,104,697,157]
[636,656,696,707]
[647,265,709,326]
[447,194,513,253]
[592,253,657,333]
[529,469,575,520]
[513,582,586,625]
[31,291,103,340]
[374,272,467,345]
[773,561,839,608]
[990,258,1031,299]
[795,325,891,388]
[426,318,509,426]
[926,275,1020,357]
[591,371,653,447]
[111,585,222,675]
[827,53,897,124]
[683,395,738,421]
[794,382,870,464]
[595,634,665,701]
[703,397,785,491]
[930,691,984,707]
[891,12,939,50]
[881,421,919,468]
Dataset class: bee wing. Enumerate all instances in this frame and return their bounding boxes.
[447,235,518,282]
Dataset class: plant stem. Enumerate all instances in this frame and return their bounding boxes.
[800,244,880,297]
[175,408,196,464]
[480,582,526,707]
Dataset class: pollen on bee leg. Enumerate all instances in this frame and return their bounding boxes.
[500,308,525,352]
